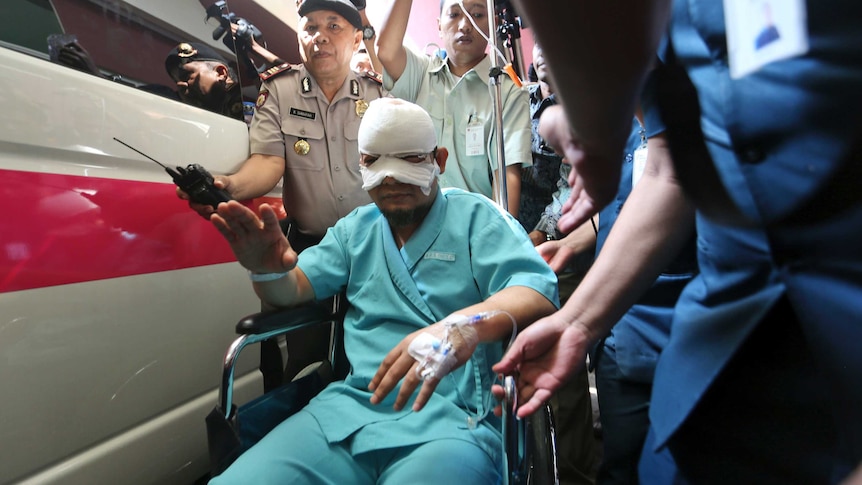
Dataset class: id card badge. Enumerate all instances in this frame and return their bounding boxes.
[723,0,809,79]
[632,144,648,189]
[465,114,485,157]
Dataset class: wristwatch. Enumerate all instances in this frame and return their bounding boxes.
[362,25,375,40]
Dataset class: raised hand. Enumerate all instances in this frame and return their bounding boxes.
[210,201,297,275]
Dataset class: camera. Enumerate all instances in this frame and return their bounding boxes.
[206,1,264,53]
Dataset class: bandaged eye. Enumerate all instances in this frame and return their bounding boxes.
[360,152,433,166]
[398,154,432,164]
[359,154,379,166]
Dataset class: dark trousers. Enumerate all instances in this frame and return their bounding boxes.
[595,344,651,485]
[553,269,600,485]
[664,298,846,484]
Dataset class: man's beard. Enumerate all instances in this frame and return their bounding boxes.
[382,201,432,228]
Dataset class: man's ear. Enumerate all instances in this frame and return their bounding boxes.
[353,29,362,51]
[435,147,449,174]
[215,63,229,80]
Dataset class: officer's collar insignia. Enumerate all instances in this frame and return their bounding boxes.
[177,43,197,58]
[364,70,383,85]
[259,62,293,82]
[350,79,359,97]
[302,76,312,93]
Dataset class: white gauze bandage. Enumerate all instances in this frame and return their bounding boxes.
[358,98,440,195]
[360,157,440,195]
[408,314,480,381]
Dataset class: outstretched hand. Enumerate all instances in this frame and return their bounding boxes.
[536,239,576,273]
[492,312,591,418]
[538,105,620,234]
[369,319,478,412]
[210,201,297,275]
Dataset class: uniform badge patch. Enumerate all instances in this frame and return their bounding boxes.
[355,100,369,117]
[256,90,269,108]
[294,139,310,155]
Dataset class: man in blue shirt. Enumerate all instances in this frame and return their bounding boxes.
[497,1,862,483]
[209,98,558,484]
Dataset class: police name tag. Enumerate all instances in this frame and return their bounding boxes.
[723,0,809,79]
[289,107,316,120]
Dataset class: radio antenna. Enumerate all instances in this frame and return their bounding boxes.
[113,137,169,170]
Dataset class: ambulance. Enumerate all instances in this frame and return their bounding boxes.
[0,1,293,482]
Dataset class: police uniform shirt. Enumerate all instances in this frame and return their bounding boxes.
[250,64,386,237]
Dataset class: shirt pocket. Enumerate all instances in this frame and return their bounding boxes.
[343,117,362,175]
[282,117,325,171]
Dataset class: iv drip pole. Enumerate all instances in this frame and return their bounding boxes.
[485,0,527,212]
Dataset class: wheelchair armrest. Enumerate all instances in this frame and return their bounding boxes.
[235,302,334,335]
[220,302,339,418]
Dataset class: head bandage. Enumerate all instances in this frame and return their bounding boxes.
[358,98,440,195]
[360,157,440,195]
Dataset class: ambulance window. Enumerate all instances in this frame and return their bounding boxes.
[0,0,63,55]
[1,0,252,119]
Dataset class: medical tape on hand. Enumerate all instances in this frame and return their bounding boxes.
[408,314,480,381]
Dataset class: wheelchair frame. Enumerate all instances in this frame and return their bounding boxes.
[209,302,559,484]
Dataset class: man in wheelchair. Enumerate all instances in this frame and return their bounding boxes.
[209,98,559,484]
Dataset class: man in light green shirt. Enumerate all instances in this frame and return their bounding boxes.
[376,0,531,216]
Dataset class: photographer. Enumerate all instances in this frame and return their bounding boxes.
[231,23,286,72]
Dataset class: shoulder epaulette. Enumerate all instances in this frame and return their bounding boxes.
[259,62,295,82]
[362,69,383,85]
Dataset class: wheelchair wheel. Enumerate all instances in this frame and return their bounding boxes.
[525,404,559,485]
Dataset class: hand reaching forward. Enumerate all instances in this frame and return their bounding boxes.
[210,201,297,274]
[538,105,620,234]
[536,239,577,274]
[492,312,592,418]
[369,318,479,412]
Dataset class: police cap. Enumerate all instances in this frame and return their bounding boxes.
[165,42,230,81]
[297,0,363,30]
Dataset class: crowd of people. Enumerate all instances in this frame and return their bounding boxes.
[164,0,862,483]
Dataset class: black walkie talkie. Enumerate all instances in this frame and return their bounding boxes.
[114,138,233,209]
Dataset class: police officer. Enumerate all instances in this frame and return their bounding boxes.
[186,0,384,242]
[180,0,386,384]
[165,42,244,120]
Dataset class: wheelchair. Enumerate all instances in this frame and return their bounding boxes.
[206,299,559,484]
